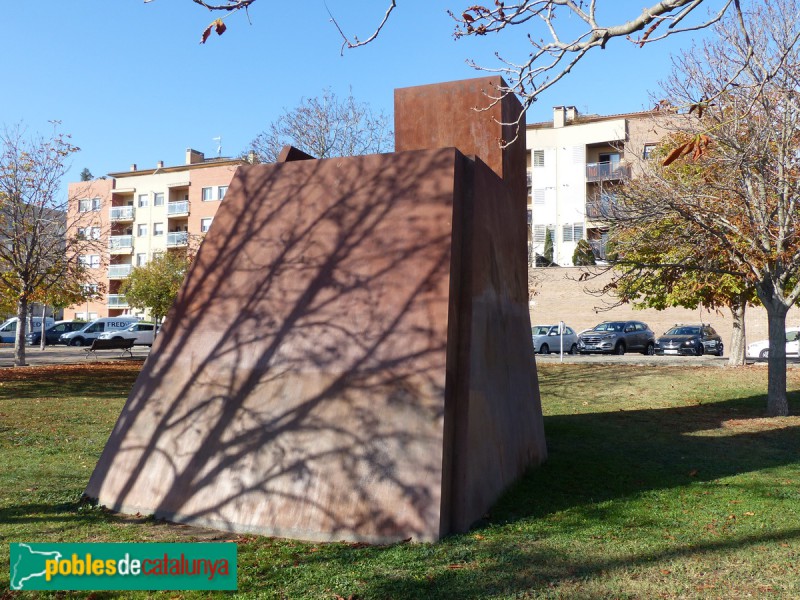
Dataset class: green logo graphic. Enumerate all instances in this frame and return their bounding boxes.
[10,543,237,591]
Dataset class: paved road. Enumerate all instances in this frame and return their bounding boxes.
[0,344,790,369]
[534,351,797,367]
[0,344,150,368]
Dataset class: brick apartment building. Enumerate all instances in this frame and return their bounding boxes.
[65,149,245,320]
[526,106,669,266]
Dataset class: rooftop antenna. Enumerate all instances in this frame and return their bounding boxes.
[213,136,222,157]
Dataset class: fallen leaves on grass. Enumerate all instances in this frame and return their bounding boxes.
[0,362,140,382]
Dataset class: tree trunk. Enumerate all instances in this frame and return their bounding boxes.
[764,300,789,417]
[14,298,28,367]
[39,304,47,351]
[727,299,746,366]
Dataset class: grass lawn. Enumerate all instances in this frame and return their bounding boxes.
[1,361,800,598]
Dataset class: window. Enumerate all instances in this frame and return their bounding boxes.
[154,192,165,207]
[137,224,148,237]
[153,222,164,236]
[78,199,90,213]
[138,194,148,208]
[533,189,545,206]
[562,223,584,242]
[90,226,101,240]
[136,253,147,266]
[92,197,101,211]
[643,144,657,159]
[218,186,228,200]
[201,187,213,201]
[201,217,213,233]
[80,254,101,269]
[533,224,546,243]
[532,150,545,168]
[599,152,620,167]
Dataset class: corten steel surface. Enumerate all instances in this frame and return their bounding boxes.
[86,78,546,543]
[394,76,528,207]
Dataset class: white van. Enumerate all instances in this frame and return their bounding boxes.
[59,316,141,347]
[0,317,55,343]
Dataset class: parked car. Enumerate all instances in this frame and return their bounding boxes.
[97,322,158,346]
[59,316,141,346]
[655,324,724,356]
[25,320,87,346]
[532,324,578,354]
[746,327,800,359]
[577,320,655,355]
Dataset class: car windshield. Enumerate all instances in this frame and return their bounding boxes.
[532,326,552,336]
[666,327,700,336]
[594,322,624,332]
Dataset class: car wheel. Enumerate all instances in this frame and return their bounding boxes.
[759,348,769,359]
[570,343,578,355]
[113,336,124,340]
[642,342,655,356]
[69,338,83,347]
[614,342,625,355]
[540,343,550,355]
[696,344,704,356]
[717,343,724,357]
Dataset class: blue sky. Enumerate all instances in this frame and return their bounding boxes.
[4,1,703,187]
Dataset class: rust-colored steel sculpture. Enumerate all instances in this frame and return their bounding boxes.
[86,77,546,543]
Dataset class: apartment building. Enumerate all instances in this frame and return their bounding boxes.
[65,149,245,320]
[526,106,668,266]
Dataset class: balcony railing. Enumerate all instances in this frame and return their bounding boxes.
[167,231,189,247]
[110,206,134,221]
[108,264,133,279]
[586,162,630,182]
[108,294,129,308]
[168,201,190,216]
[586,197,615,219]
[589,240,608,260]
[109,235,133,250]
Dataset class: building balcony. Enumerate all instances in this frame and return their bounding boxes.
[109,235,133,254]
[108,264,133,279]
[110,206,134,222]
[108,294,129,308]
[586,199,614,220]
[168,201,190,216]
[586,162,630,182]
[589,239,608,261]
[167,231,189,247]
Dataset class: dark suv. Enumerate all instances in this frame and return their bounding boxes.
[578,320,656,355]
[655,324,723,356]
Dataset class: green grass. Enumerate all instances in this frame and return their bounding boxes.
[2,362,800,598]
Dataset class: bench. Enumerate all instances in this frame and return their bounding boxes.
[84,337,135,359]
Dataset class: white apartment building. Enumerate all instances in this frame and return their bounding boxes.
[526,106,667,266]
[66,148,245,321]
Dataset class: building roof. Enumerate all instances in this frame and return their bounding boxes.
[527,108,663,130]
[108,156,246,179]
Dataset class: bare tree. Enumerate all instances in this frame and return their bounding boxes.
[0,124,102,366]
[175,1,743,126]
[244,89,392,163]
[606,0,800,416]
